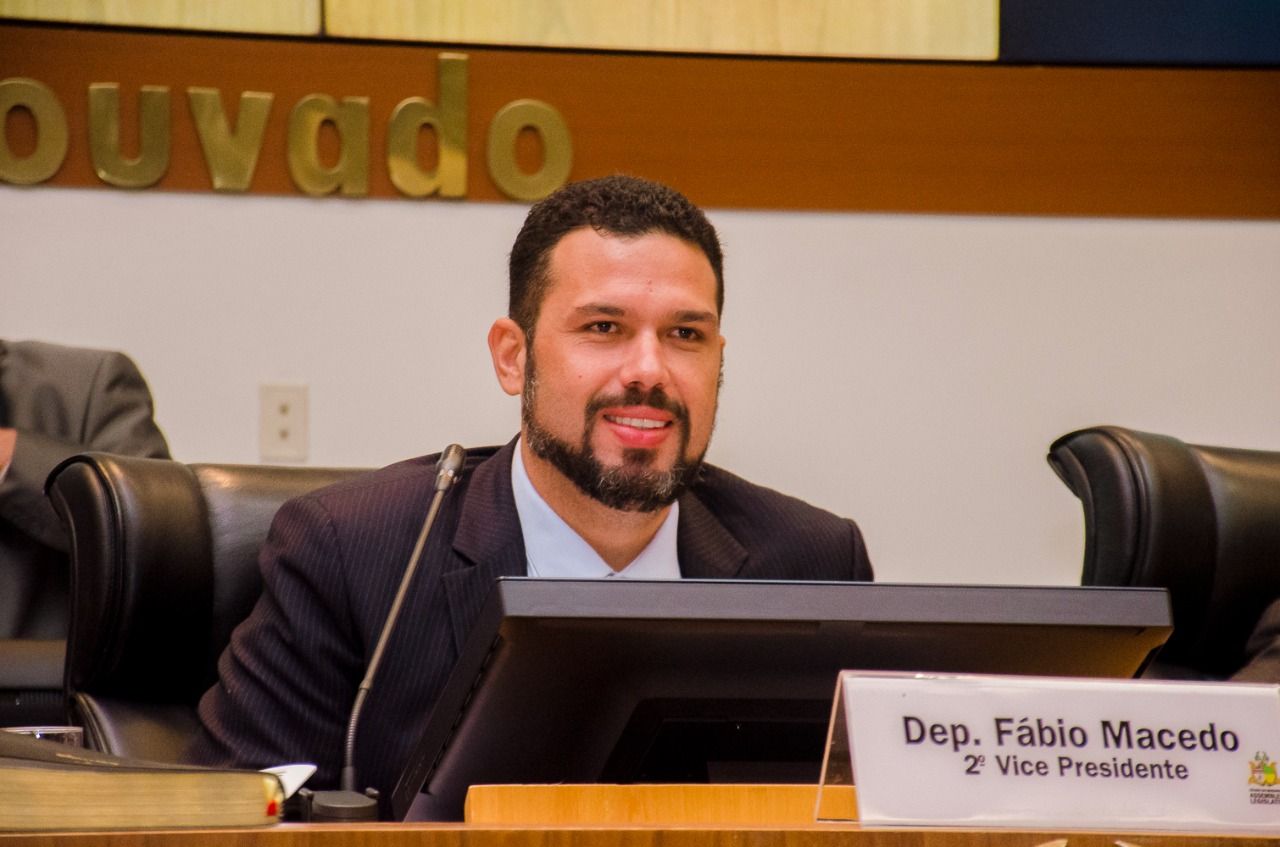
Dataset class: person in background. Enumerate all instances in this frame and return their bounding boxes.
[1233,601,1280,682]
[0,339,170,639]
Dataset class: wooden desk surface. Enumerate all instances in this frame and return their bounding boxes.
[2,823,1275,847]
[2,784,1272,844]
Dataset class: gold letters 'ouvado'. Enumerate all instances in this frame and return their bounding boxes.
[0,54,574,202]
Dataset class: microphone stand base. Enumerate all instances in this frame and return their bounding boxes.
[294,787,381,822]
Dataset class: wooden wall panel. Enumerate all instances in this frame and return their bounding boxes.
[0,1,319,35]
[0,0,999,60]
[2,24,1277,218]
[323,0,999,61]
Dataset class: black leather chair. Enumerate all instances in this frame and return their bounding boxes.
[0,640,64,726]
[1047,425,1280,680]
[45,452,366,761]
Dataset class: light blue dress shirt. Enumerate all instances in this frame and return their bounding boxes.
[511,439,681,579]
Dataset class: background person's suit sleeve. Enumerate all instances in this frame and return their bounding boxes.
[1232,599,1280,683]
[0,345,170,551]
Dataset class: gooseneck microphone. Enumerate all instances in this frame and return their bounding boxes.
[304,444,466,822]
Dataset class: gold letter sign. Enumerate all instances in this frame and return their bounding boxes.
[6,52,574,202]
[388,53,468,198]
[486,99,572,202]
[287,94,371,196]
[0,77,68,185]
[88,83,171,188]
[188,88,274,192]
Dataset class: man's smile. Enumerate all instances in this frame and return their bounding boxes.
[603,414,671,430]
[600,407,676,449]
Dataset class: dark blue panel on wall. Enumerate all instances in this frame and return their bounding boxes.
[1000,0,1280,66]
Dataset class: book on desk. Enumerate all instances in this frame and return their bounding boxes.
[0,730,283,832]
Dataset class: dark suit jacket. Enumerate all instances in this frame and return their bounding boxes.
[1233,599,1280,683]
[0,340,169,637]
[191,439,872,804]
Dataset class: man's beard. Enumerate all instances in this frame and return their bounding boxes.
[522,360,708,512]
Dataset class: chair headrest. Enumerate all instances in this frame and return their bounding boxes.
[47,452,367,705]
[1048,425,1280,677]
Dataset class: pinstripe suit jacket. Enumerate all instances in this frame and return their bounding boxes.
[190,439,872,804]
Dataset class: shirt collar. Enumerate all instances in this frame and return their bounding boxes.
[511,437,681,580]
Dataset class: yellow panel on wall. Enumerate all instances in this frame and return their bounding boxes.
[324,0,999,61]
[0,0,320,35]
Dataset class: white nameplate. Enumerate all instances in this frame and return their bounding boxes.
[833,672,1280,832]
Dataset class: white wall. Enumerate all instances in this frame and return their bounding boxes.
[4,185,1279,587]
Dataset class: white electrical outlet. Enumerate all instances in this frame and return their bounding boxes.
[259,384,308,463]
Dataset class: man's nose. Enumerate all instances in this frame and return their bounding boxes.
[619,333,669,389]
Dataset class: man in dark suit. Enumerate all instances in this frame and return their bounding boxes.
[0,339,170,638]
[190,176,873,805]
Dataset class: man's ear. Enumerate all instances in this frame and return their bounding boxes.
[488,318,527,397]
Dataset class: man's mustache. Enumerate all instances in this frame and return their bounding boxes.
[584,385,690,427]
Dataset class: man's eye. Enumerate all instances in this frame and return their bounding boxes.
[587,321,616,333]
[672,327,703,341]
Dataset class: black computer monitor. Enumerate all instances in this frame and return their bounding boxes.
[391,578,1172,821]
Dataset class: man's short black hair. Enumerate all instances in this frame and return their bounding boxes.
[508,175,724,337]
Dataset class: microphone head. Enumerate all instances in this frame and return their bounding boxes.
[434,444,466,491]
